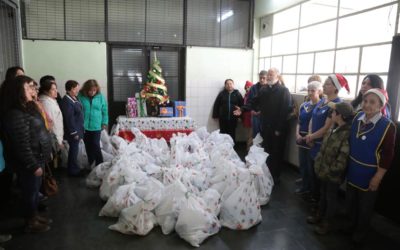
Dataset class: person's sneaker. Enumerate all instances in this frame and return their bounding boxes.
[35,215,53,224]
[307,214,321,224]
[24,218,50,233]
[0,234,12,243]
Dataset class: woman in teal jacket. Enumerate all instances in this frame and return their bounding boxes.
[78,79,108,167]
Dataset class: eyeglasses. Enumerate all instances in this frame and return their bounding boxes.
[29,85,39,91]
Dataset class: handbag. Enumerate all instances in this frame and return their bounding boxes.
[42,164,58,196]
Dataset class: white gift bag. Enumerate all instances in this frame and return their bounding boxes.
[175,194,221,247]
[109,201,157,236]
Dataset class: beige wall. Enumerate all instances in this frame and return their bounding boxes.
[22,40,108,99]
[186,46,254,141]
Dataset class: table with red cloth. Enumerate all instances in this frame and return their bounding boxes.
[115,116,196,142]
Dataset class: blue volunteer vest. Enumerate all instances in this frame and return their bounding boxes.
[310,97,341,158]
[297,100,322,149]
[347,112,391,190]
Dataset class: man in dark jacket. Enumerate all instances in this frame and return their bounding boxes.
[245,70,268,138]
[236,68,292,183]
[212,79,244,144]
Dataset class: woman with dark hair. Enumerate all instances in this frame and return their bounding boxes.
[61,80,84,176]
[78,79,108,168]
[5,66,24,80]
[351,74,390,118]
[1,75,52,233]
[212,79,243,144]
[39,79,64,149]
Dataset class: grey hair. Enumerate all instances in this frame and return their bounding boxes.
[259,70,268,76]
[308,81,322,90]
[269,67,280,75]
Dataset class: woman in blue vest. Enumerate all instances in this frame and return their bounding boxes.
[305,74,348,207]
[295,80,323,194]
[78,79,108,168]
[346,88,396,244]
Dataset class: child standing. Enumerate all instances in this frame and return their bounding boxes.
[310,102,354,234]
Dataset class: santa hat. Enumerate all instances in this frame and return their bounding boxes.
[364,88,388,106]
[329,74,350,93]
[245,80,253,88]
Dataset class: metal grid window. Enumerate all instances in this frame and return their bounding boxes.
[0,0,20,80]
[258,0,399,100]
[65,0,105,41]
[107,0,146,42]
[21,0,252,48]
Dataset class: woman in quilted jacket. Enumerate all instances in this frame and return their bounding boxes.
[78,79,108,168]
[0,75,53,233]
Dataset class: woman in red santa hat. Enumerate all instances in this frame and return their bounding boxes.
[305,74,349,221]
[346,88,396,245]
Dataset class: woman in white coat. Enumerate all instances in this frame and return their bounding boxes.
[39,78,64,149]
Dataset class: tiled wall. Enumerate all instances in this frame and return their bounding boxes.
[186,47,254,140]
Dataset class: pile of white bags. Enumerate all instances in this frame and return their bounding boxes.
[87,127,274,247]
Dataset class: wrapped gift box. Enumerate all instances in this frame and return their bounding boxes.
[174,101,186,117]
[159,107,174,117]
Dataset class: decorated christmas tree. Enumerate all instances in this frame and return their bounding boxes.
[140,53,169,116]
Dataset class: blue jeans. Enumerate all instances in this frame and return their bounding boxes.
[18,172,42,218]
[298,147,312,192]
[84,130,103,167]
[67,137,80,175]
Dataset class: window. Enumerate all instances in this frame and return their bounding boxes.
[0,0,21,80]
[314,51,334,73]
[65,0,105,41]
[297,54,314,73]
[360,44,391,73]
[298,21,336,53]
[335,48,360,73]
[282,55,297,74]
[22,0,252,48]
[259,0,398,105]
[259,37,272,57]
[186,0,220,47]
[273,6,299,34]
[271,56,282,72]
[146,0,184,45]
[271,30,298,56]
[22,0,64,40]
[281,75,296,92]
[108,0,146,42]
[221,0,250,48]
[337,5,397,48]
[300,0,337,27]
[339,0,395,16]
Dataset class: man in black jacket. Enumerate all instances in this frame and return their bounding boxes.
[236,68,292,183]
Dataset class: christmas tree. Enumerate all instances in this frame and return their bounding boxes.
[140,53,169,116]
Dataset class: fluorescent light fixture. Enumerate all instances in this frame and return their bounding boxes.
[217,10,234,22]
